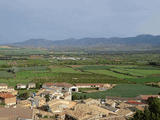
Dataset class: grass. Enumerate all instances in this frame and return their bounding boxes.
[51,66,83,74]
[124,69,160,77]
[15,71,57,79]
[0,71,14,79]
[127,77,160,84]
[79,65,111,70]
[77,65,160,82]
[0,48,49,55]
[79,88,98,92]
[18,89,38,95]
[33,73,125,84]
[73,84,160,99]
[87,70,133,79]
[110,68,143,77]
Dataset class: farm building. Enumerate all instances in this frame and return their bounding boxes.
[75,83,104,88]
[16,83,27,89]
[42,82,78,92]
[0,83,8,89]
[28,83,36,89]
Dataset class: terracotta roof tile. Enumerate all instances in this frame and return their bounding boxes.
[0,92,15,98]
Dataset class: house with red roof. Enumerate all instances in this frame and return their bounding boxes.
[0,92,16,105]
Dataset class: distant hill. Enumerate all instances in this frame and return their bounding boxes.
[12,39,55,48]
[8,34,160,51]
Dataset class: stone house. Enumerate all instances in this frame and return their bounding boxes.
[65,103,116,120]
[0,92,16,106]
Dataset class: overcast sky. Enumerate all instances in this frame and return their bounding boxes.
[0,0,160,43]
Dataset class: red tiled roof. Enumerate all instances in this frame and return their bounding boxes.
[44,82,73,88]
[0,92,15,99]
[75,83,103,86]
[0,83,7,86]
[127,100,144,105]
[139,95,160,100]
[44,83,55,86]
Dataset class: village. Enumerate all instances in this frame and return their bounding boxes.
[0,82,160,120]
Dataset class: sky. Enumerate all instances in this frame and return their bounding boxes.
[0,0,160,43]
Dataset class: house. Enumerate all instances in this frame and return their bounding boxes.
[39,90,63,100]
[42,82,78,92]
[0,107,33,120]
[116,102,132,109]
[0,92,16,106]
[116,108,134,117]
[16,84,27,89]
[65,103,116,120]
[42,83,55,89]
[31,96,46,108]
[83,98,100,106]
[139,95,160,102]
[18,100,32,108]
[28,83,36,89]
[101,105,119,113]
[0,85,18,96]
[126,100,145,106]
[0,83,8,89]
[48,99,76,113]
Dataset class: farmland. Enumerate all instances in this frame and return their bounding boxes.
[0,47,160,98]
[73,84,160,99]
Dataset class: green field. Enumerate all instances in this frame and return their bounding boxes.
[127,77,160,84]
[86,70,134,79]
[51,66,83,74]
[0,48,160,98]
[73,84,160,99]
[77,65,160,83]
[0,64,160,86]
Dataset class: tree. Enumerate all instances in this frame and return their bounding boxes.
[131,97,160,120]
[18,92,29,100]
[45,94,50,102]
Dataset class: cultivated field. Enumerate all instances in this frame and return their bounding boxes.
[0,47,160,98]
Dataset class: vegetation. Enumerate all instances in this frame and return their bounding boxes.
[0,47,160,98]
[131,97,160,120]
[72,84,160,99]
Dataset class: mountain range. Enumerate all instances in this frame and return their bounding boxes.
[6,34,160,51]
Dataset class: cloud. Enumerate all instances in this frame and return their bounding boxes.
[0,0,160,43]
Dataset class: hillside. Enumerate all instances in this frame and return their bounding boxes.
[8,34,160,51]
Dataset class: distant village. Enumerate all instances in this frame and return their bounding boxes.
[0,82,160,120]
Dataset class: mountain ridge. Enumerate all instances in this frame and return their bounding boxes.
[5,34,160,51]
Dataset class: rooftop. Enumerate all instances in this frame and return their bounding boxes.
[65,103,116,120]
[75,83,103,86]
[139,95,160,100]
[0,83,7,86]
[44,82,73,88]
[0,92,15,99]
[0,107,33,120]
